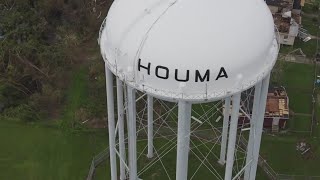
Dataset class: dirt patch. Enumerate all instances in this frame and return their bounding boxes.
[85,118,107,129]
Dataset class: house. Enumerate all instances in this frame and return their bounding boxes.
[266,0,303,45]
[236,87,290,133]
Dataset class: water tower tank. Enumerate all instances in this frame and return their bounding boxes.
[100,0,278,102]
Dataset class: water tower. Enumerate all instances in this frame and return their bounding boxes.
[99,0,279,179]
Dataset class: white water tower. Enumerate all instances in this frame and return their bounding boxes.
[99,0,279,179]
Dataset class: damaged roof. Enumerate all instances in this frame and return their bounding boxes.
[238,87,289,119]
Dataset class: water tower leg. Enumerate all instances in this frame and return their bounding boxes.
[244,81,262,180]
[218,97,231,165]
[176,101,192,180]
[249,74,270,180]
[147,95,154,159]
[117,78,127,180]
[105,67,117,180]
[127,86,137,180]
[224,93,241,180]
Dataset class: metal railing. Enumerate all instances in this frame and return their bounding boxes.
[86,147,109,180]
[258,156,278,180]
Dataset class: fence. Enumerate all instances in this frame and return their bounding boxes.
[86,147,109,180]
[311,24,320,137]
[258,156,278,180]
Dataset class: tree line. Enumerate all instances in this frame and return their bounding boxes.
[0,0,108,123]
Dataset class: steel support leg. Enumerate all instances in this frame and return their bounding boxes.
[224,93,241,180]
[244,81,262,180]
[176,101,192,180]
[147,95,154,158]
[249,74,271,180]
[127,86,137,180]
[105,67,117,180]
[117,78,126,180]
[219,97,231,165]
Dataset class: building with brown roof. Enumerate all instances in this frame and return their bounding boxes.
[237,87,290,133]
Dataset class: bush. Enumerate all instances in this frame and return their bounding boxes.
[1,104,39,122]
[86,59,106,119]
[312,17,318,23]
[312,3,319,12]
[29,84,62,117]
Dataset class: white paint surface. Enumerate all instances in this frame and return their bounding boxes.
[100,0,278,102]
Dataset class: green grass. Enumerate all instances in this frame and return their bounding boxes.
[279,62,314,132]
[315,92,320,137]
[279,39,317,58]
[281,62,314,88]
[61,67,89,127]
[302,16,319,36]
[0,119,305,180]
[287,91,313,114]
[0,120,108,180]
[290,115,312,132]
[265,60,320,177]
[192,102,223,127]
[296,9,319,57]
[302,3,319,14]
[272,62,315,114]
[0,65,109,180]
[95,139,269,180]
[314,63,320,138]
[260,135,320,176]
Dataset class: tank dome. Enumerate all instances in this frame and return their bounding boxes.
[99,0,279,102]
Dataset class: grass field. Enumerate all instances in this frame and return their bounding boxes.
[280,39,318,58]
[60,67,90,128]
[272,62,314,115]
[65,67,89,117]
[0,120,108,180]
[94,139,269,180]
[260,135,320,176]
[264,60,320,177]
[272,61,317,132]
[270,60,315,132]
[280,62,314,89]
[0,62,108,180]
[0,119,272,180]
[290,115,312,132]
